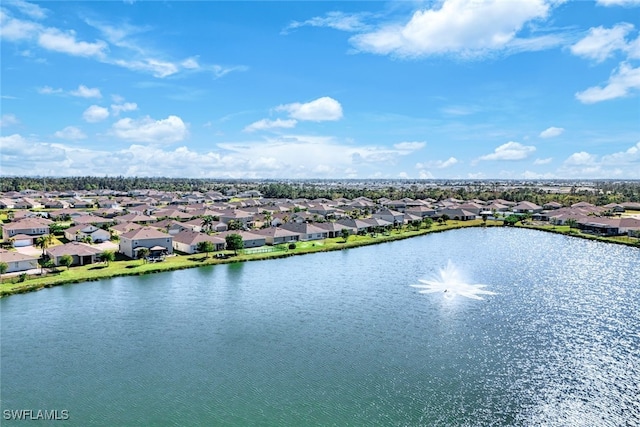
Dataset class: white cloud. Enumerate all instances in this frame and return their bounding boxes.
[564,151,597,166]
[398,171,410,179]
[1,134,67,165]
[539,126,564,138]
[276,97,343,121]
[111,102,138,116]
[70,84,102,98]
[54,126,86,140]
[283,11,371,34]
[82,105,110,123]
[38,28,107,57]
[570,23,634,63]
[8,0,48,20]
[418,170,435,179]
[37,86,63,95]
[438,157,459,168]
[349,0,554,58]
[596,0,640,6]
[533,157,553,165]
[0,9,40,41]
[111,58,178,78]
[416,157,459,169]
[393,141,426,153]
[479,141,536,161]
[110,115,188,144]
[0,113,19,127]
[244,118,298,132]
[601,141,640,164]
[575,62,640,103]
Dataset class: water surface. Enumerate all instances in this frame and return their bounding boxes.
[2,228,639,425]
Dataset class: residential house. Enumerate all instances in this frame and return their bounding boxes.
[119,227,174,259]
[172,230,226,254]
[2,218,52,246]
[64,224,110,243]
[315,222,357,238]
[0,249,39,273]
[437,208,477,221]
[109,222,143,237]
[512,201,543,214]
[46,242,104,266]
[217,231,266,248]
[372,209,405,226]
[252,227,301,245]
[281,223,328,241]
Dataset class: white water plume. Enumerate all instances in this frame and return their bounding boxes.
[411,260,496,300]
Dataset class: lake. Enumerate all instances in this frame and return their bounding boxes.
[2,228,639,426]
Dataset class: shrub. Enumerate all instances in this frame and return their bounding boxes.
[288,243,296,250]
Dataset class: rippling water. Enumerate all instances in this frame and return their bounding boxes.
[2,228,639,426]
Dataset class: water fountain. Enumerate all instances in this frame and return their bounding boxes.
[411,260,496,300]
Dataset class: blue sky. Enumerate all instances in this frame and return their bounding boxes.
[1,0,639,179]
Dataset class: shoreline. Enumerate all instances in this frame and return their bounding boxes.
[1,221,638,298]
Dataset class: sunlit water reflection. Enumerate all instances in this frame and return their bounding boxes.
[411,260,497,300]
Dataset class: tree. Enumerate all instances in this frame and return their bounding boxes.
[59,254,73,270]
[197,241,215,258]
[565,218,578,229]
[341,228,350,242]
[422,217,433,229]
[227,219,244,231]
[440,214,450,224]
[503,214,520,226]
[0,262,8,280]
[225,233,243,255]
[201,215,215,233]
[481,213,488,226]
[99,250,115,265]
[137,247,150,263]
[35,234,53,274]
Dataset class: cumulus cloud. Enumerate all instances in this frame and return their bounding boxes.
[393,141,426,153]
[539,126,564,138]
[53,126,86,140]
[533,157,553,165]
[601,141,640,164]
[111,102,138,116]
[564,151,597,166]
[276,97,343,121]
[349,0,555,58]
[110,115,188,144]
[70,84,102,98]
[570,23,634,63]
[575,62,640,103]
[244,118,298,132]
[82,105,110,123]
[0,113,19,127]
[38,28,107,57]
[479,141,536,161]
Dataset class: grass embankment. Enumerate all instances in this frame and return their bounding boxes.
[0,220,492,297]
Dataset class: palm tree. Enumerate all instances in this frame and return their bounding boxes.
[201,215,215,233]
[35,234,54,274]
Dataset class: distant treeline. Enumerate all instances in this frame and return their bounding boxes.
[1,177,639,204]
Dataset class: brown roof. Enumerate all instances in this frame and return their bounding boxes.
[121,226,172,240]
[46,242,103,257]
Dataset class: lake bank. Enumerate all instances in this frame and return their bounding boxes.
[1,220,638,298]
